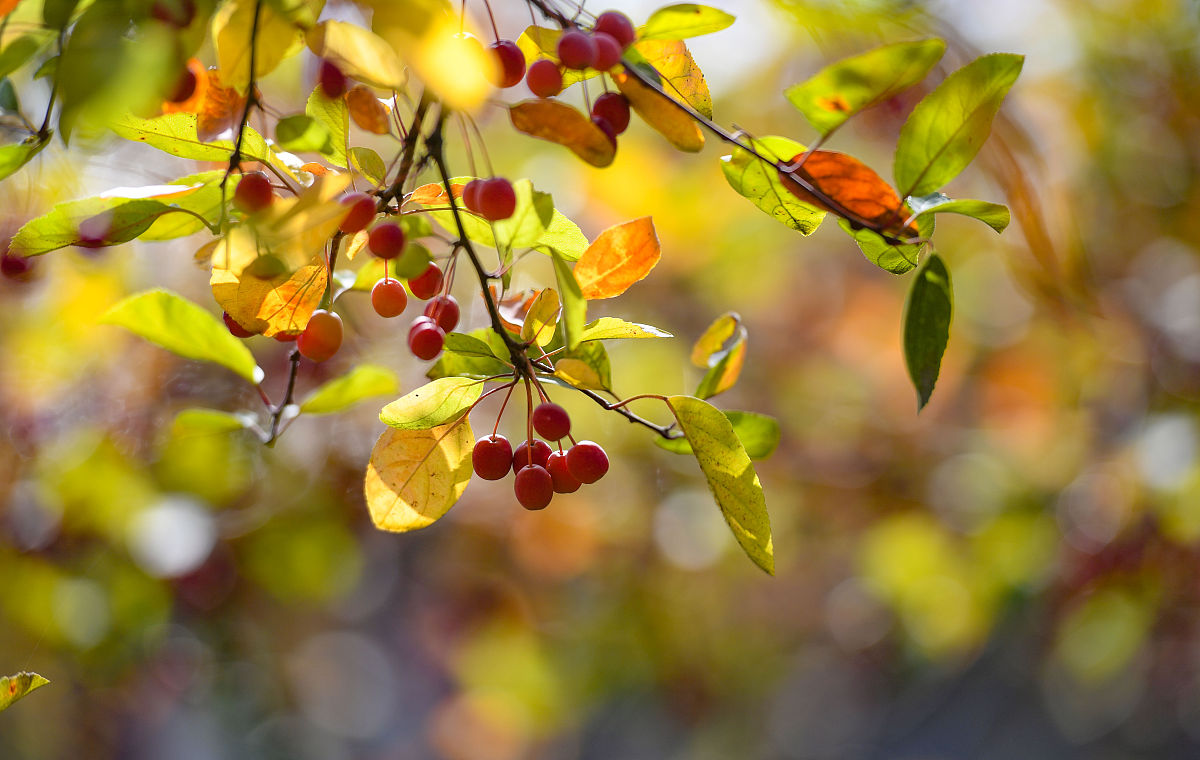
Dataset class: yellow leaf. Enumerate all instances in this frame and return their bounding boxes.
[306,20,407,91]
[213,0,303,93]
[341,230,369,262]
[691,312,740,367]
[379,377,482,430]
[364,420,474,532]
[346,85,392,135]
[509,100,616,168]
[520,288,560,346]
[614,67,704,152]
[235,172,352,275]
[211,244,327,338]
[554,358,606,391]
[573,217,661,300]
[632,39,713,120]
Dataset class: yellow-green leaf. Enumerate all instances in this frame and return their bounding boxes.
[364,420,474,532]
[379,377,483,430]
[719,135,825,236]
[110,112,271,164]
[0,672,49,713]
[306,20,406,91]
[551,252,586,350]
[578,317,672,342]
[628,39,712,119]
[691,312,747,399]
[654,410,780,460]
[639,4,735,41]
[213,0,303,93]
[301,364,400,415]
[521,288,560,347]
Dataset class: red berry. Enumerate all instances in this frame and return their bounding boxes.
[594,11,635,49]
[1,254,32,280]
[526,59,563,98]
[274,331,300,342]
[408,317,445,360]
[591,115,617,147]
[234,172,273,214]
[511,439,551,474]
[489,40,526,88]
[566,440,609,484]
[557,30,596,70]
[297,309,343,362]
[340,192,376,233]
[371,278,408,318]
[319,59,347,99]
[167,67,197,104]
[514,465,554,510]
[408,263,443,300]
[77,213,110,248]
[532,402,570,440]
[368,222,406,259]
[477,177,516,222]
[223,311,254,338]
[423,294,460,333]
[462,179,484,214]
[592,32,621,71]
[592,92,631,134]
[546,450,580,493]
[473,435,513,480]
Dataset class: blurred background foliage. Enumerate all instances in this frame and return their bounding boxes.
[4,0,1200,757]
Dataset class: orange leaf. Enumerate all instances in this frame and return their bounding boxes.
[195,68,248,143]
[613,68,704,152]
[410,181,465,206]
[573,217,661,300]
[161,59,208,114]
[777,150,914,236]
[509,100,616,168]
[0,0,18,16]
[346,86,391,135]
[211,252,327,338]
[300,162,332,177]
[490,286,537,334]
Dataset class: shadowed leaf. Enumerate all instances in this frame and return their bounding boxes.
[903,253,953,410]
[346,85,391,134]
[692,312,746,399]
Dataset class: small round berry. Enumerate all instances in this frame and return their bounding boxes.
[546,450,581,493]
[371,278,408,318]
[592,92,631,134]
[511,439,552,474]
[1,254,32,280]
[591,32,621,71]
[368,222,406,259]
[594,10,636,49]
[591,115,617,147]
[274,331,300,342]
[532,402,570,440]
[566,440,609,484]
[462,179,485,214]
[167,67,197,104]
[408,317,445,360]
[473,434,513,480]
[234,172,273,214]
[423,294,460,333]
[408,263,443,300]
[297,309,343,362]
[478,177,517,222]
[514,464,554,510]
[339,192,376,234]
[223,311,254,338]
[557,29,597,70]
[526,59,563,98]
[489,40,526,88]
[319,59,347,99]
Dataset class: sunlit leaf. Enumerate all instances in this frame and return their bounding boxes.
[211,238,328,338]
[534,209,589,262]
[779,150,914,236]
[346,85,392,134]
[301,364,400,415]
[110,112,270,164]
[720,135,825,235]
[639,4,735,40]
[350,146,387,186]
[306,86,348,167]
[552,341,613,393]
[364,420,474,531]
[515,25,598,87]
[521,288,561,347]
[691,311,739,367]
[903,252,952,410]
[628,39,712,119]
[509,100,616,168]
[894,53,1024,198]
[171,408,253,436]
[275,114,332,154]
[838,216,930,275]
[666,395,773,574]
[431,328,511,379]
[372,3,494,111]
[573,217,661,300]
[655,410,780,459]
[785,39,945,136]
[0,0,24,20]
[0,132,49,182]
[418,177,554,252]
[213,0,303,93]
[443,332,506,360]
[551,252,586,350]
[192,67,250,143]
[306,20,407,91]
[578,317,672,342]
[101,289,263,384]
[380,377,484,430]
[0,672,49,713]
[614,63,704,151]
[697,340,745,399]
[908,193,1010,233]
[692,312,746,399]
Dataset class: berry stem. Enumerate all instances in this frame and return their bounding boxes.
[265,348,302,447]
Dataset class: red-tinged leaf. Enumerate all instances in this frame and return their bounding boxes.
[613,67,704,152]
[492,286,539,334]
[345,85,391,135]
[509,100,616,168]
[211,228,329,338]
[409,180,465,206]
[778,150,915,237]
[193,68,248,143]
[691,312,747,399]
[161,59,208,114]
[573,217,661,300]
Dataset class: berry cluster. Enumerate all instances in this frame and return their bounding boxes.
[473,401,610,510]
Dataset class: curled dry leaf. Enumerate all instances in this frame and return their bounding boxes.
[509,100,616,168]
[573,217,661,300]
[364,421,474,532]
[778,150,915,237]
[346,85,392,135]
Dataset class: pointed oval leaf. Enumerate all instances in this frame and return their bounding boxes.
[346,85,392,134]
[903,252,953,410]
[349,146,387,186]
[779,150,914,236]
[364,420,474,532]
[172,408,253,436]
[666,395,774,574]
[785,39,946,136]
[908,193,1010,233]
[379,377,483,430]
[614,66,704,152]
[306,86,349,167]
[301,364,400,415]
[0,672,49,713]
[894,53,1024,198]
[628,39,712,119]
[443,332,507,361]
[655,410,780,460]
[110,112,270,163]
[509,100,616,168]
[579,317,672,342]
[0,132,47,182]
[696,339,746,399]
[551,251,586,350]
[837,215,931,275]
[521,288,561,347]
[210,237,328,338]
[213,0,301,93]
[574,217,661,300]
[101,289,263,384]
[429,327,512,380]
[691,312,741,367]
[534,209,589,261]
[552,341,613,393]
[720,135,825,235]
[306,20,407,91]
[639,4,735,40]
[275,114,332,153]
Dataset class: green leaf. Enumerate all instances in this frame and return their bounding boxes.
[141,171,239,241]
[350,258,402,291]
[720,136,825,235]
[110,113,272,164]
[907,193,1010,233]
[894,53,1024,198]
[100,290,263,385]
[551,251,586,350]
[665,395,774,574]
[785,39,946,136]
[550,340,613,393]
[515,25,599,88]
[0,35,49,80]
[655,410,780,459]
[903,253,953,410]
[0,78,18,113]
[577,317,673,342]
[429,328,511,380]
[379,377,484,430]
[275,114,332,154]
[426,178,553,252]
[300,364,400,415]
[838,216,931,275]
[306,86,348,167]
[393,241,433,279]
[0,672,49,713]
[43,0,80,28]
[533,209,589,261]
[639,4,735,40]
[171,408,253,436]
[444,332,507,360]
[350,147,387,186]
[0,133,48,182]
